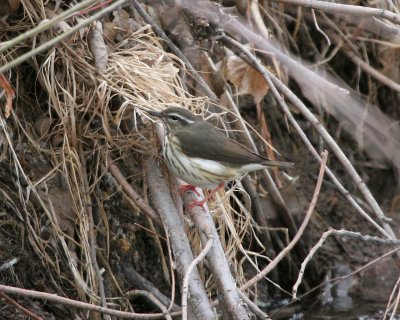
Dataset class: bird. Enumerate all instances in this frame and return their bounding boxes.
[148,107,293,209]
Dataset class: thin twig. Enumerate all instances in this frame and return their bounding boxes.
[0,292,43,320]
[0,0,129,74]
[75,0,114,16]
[237,290,271,319]
[311,9,331,46]
[383,275,400,319]
[271,0,400,24]
[121,266,180,312]
[292,228,334,299]
[181,238,214,320]
[241,150,328,291]
[332,230,400,245]
[0,0,97,53]
[96,253,127,297]
[126,290,173,320]
[292,227,400,299]
[88,204,109,318]
[250,0,270,39]
[330,32,400,92]
[107,156,161,225]
[0,285,180,319]
[159,214,178,313]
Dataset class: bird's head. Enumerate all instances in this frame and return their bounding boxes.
[147,107,199,133]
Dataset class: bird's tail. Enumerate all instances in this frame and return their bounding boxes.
[262,160,294,168]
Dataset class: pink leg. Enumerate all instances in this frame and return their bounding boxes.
[178,184,201,197]
[187,183,225,211]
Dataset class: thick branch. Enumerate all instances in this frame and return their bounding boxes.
[180,182,254,320]
[145,158,215,320]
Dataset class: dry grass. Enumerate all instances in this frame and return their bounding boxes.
[0,1,255,313]
[1,0,400,319]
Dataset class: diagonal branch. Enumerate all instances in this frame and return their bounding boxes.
[271,0,400,24]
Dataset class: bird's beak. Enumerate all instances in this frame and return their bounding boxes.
[146,109,163,118]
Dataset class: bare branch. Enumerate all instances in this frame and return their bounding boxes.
[0,0,129,74]
[121,266,180,312]
[292,228,334,299]
[179,181,254,319]
[107,156,161,225]
[0,292,43,320]
[272,0,400,24]
[0,0,97,53]
[330,32,400,92]
[126,290,173,320]
[145,158,215,320]
[293,228,400,299]
[181,238,214,320]
[0,285,178,319]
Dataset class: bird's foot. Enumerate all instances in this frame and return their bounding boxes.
[186,183,225,212]
[186,199,207,211]
[179,184,201,197]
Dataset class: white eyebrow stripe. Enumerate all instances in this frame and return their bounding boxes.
[169,113,195,123]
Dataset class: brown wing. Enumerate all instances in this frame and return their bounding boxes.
[175,121,267,166]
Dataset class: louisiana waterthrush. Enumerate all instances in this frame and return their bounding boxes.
[149,107,293,208]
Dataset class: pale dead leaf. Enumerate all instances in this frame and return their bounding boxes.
[112,9,139,33]
[225,55,269,104]
[103,22,117,42]
[89,21,108,73]
[0,73,15,118]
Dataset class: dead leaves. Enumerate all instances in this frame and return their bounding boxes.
[225,54,270,105]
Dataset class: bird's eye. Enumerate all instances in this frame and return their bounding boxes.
[170,115,179,121]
